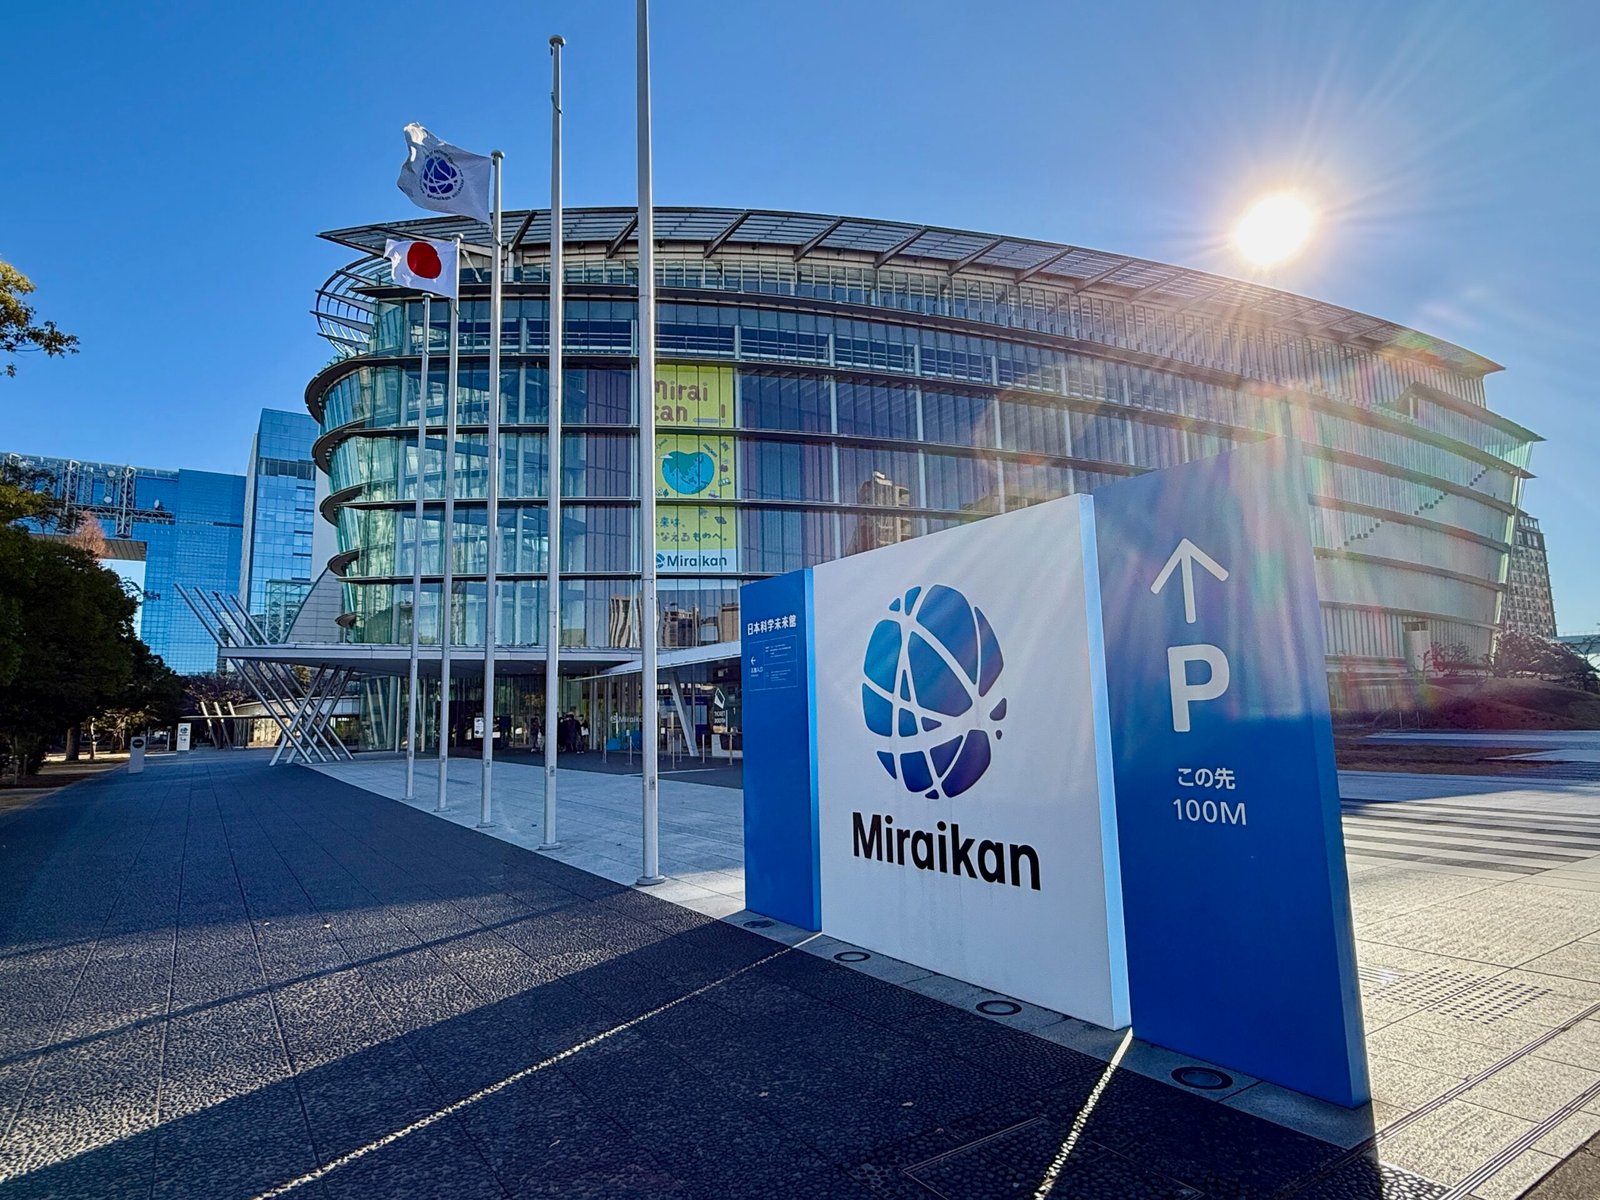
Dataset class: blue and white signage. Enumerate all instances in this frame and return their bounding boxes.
[810,497,1129,1030]
[1094,439,1368,1107]
[740,569,819,930]
[742,439,1367,1106]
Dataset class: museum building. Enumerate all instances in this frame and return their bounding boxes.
[304,207,1539,743]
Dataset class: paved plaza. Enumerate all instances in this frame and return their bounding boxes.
[3,752,1600,1197]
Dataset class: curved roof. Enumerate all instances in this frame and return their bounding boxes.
[318,206,1500,375]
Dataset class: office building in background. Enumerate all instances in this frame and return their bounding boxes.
[239,408,320,641]
[1503,512,1558,638]
[3,452,245,674]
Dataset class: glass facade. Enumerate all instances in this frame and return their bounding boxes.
[4,453,245,674]
[240,409,318,641]
[307,209,1539,708]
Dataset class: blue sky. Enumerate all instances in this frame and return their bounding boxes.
[2,1,1596,630]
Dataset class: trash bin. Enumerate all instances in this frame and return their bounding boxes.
[128,736,146,775]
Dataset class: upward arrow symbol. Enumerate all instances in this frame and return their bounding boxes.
[1151,538,1229,624]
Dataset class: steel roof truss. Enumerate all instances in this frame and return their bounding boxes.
[703,210,750,258]
[947,237,1007,276]
[606,215,638,258]
[793,216,847,261]
[510,209,540,253]
[874,226,930,268]
[1067,259,1136,293]
[1013,247,1080,285]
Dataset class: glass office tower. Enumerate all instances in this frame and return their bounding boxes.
[239,409,319,641]
[306,207,1540,712]
[3,453,245,674]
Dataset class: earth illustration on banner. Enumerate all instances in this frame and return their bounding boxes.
[861,584,1007,800]
[661,448,717,494]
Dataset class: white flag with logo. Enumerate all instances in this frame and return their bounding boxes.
[384,237,458,301]
[396,123,492,225]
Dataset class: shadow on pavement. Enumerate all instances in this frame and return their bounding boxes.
[0,757,1399,1199]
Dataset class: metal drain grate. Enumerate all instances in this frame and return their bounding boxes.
[1359,965,1551,1023]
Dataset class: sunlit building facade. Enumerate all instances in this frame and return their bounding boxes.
[308,208,1539,713]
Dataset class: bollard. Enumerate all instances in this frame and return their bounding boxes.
[128,736,146,775]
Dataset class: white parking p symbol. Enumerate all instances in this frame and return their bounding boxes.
[1167,644,1230,733]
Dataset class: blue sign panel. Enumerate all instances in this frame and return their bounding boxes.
[1095,439,1368,1107]
[739,569,821,930]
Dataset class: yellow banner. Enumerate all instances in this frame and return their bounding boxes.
[654,363,734,429]
[656,504,737,573]
[653,364,736,571]
[656,432,735,501]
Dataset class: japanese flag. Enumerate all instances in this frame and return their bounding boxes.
[384,237,458,301]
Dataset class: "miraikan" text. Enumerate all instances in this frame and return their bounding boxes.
[851,811,1040,890]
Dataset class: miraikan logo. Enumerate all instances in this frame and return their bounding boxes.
[419,153,463,200]
[861,584,1006,800]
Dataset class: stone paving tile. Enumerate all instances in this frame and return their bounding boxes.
[0,753,1450,1199]
[1527,1133,1600,1199]
[1474,1148,1564,1200]
[1366,1053,1463,1109]
[1460,1055,1600,1123]
[1519,941,1600,984]
[1530,1110,1600,1159]
[1224,1082,1378,1150]
[1531,1019,1600,1073]
[1395,1007,1556,1056]
[1368,1022,1516,1082]
[1376,1100,1543,1192]
[1359,893,1600,968]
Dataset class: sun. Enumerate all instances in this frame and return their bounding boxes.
[1231,192,1317,267]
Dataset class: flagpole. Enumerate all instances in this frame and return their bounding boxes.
[540,34,566,851]
[480,150,504,829]
[405,293,431,801]
[636,0,664,886]
[437,235,461,812]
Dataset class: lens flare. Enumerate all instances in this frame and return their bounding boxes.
[1231,192,1317,266]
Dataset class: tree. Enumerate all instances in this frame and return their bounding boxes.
[0,469,183,777]
[183,671,251,710]
[1,260,78,377]
[0,530,138,778]
[102,642,186,751]
[1490,630,1600,692]
[66,511,107,558]
[1422,641,1474,677]
[183,671,251,747]
[0,460,62,528]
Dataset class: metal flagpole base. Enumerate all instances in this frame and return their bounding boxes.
[636,874,666,887]
[537,841,562,850]
[476,822,497,830]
